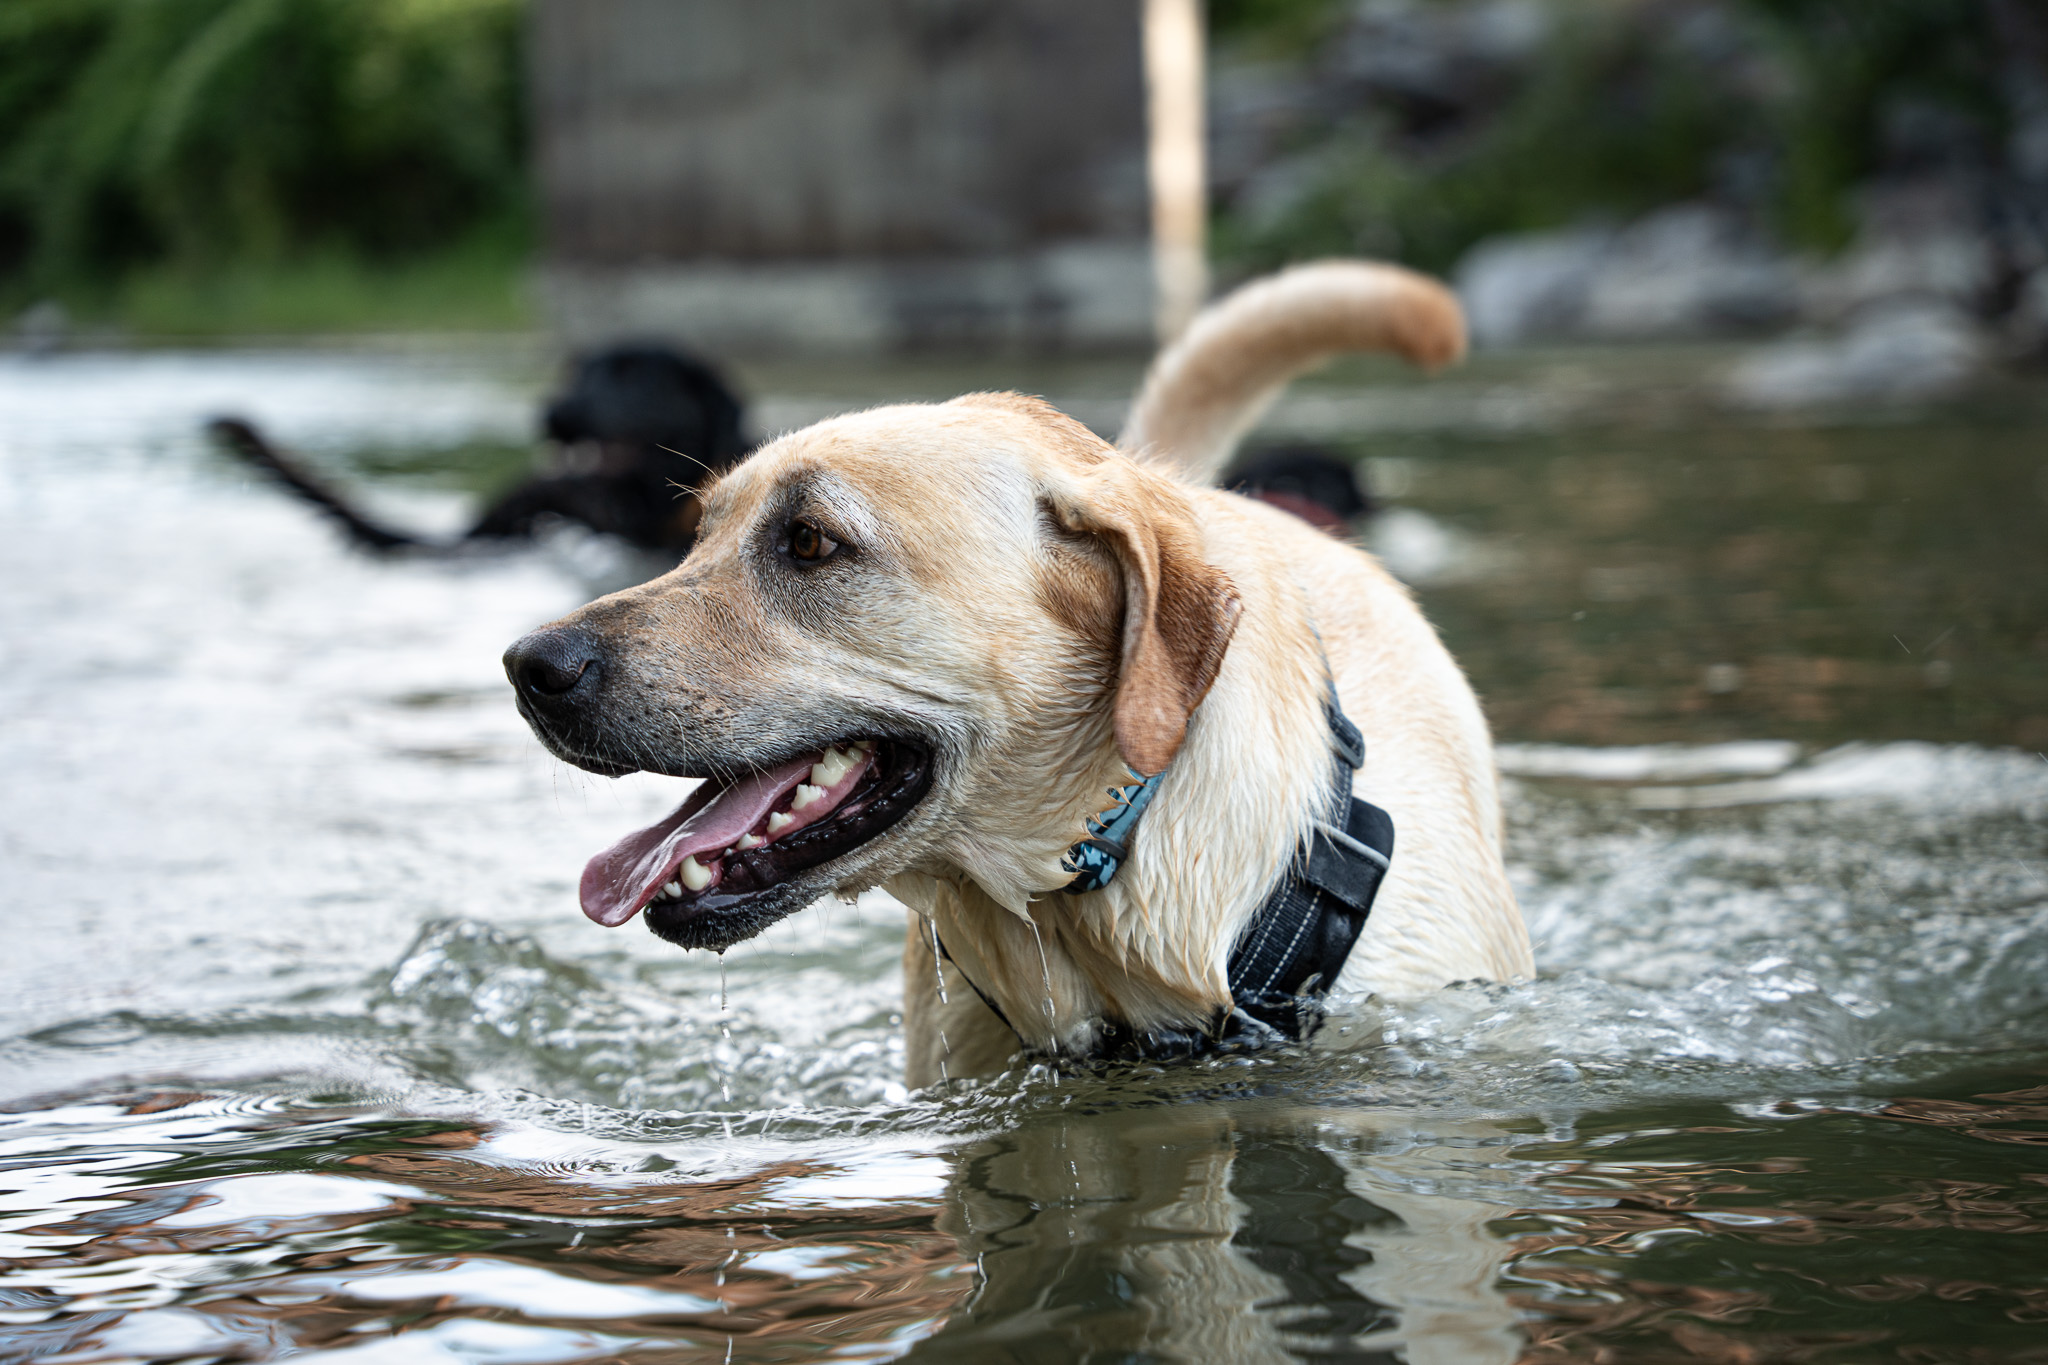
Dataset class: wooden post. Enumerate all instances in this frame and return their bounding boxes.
[1144,0,1207,344]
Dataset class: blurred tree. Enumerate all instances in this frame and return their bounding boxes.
[1212,0,2022,274]
[1217,1,1749,274]
[1744,0,2006,250]
[1208,0,1347,55]
[0,0,525,289]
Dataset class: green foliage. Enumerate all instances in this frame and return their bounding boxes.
[1221,4,1747,275]
[0,0,527,292]
[1216,0,2017,274]
[1743,0,2006,250]
[1207,0,1348,56]
[109,228,533,335]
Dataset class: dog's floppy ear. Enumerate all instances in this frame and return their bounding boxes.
[1056,463,1242,775]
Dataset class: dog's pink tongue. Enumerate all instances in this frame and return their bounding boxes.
[579,755,817,927]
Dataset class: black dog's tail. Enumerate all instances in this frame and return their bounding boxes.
[207,417,425,553]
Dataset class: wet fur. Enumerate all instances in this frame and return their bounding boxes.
[520,260,1533,1084]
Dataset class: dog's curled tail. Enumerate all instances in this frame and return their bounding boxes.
[1117,259,1465,483]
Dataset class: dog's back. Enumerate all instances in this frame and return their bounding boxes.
[1121,261,1528,997]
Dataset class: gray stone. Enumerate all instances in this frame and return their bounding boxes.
[1579,204,1796,339]
[2009,269,2048,353]
[1798,178,1994,323]
[1725,300,1985,409]
[1454,225,1611,346]
[1456,204,1794,346]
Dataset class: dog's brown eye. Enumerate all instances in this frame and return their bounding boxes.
[788,519,838,563]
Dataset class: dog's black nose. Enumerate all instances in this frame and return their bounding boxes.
[505,626,603,700]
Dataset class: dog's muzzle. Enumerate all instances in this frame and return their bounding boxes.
[505,625,603,700]
[503,625,626,768]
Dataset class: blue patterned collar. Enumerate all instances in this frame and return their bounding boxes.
[1054,680,1395,1046]
[933,678,1395,1059]
[1057,767,1168,894]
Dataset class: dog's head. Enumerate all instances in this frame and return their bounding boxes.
[541,343,750,553]
[544,342,747,470]
[504,393,1241,952]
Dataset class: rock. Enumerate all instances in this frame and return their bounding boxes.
[1455,204,1795,346]
[1578,204,1797,339]
[1799,177,1995,322]
[1454,224,1612,346]
[1724,300,1986,409]
[1217,0,2045,355]
[1327,0,1549,113]
[2009,268,2048,354]
[12,300,68,355]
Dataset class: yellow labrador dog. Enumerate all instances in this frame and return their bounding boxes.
[505,261,1532,1085]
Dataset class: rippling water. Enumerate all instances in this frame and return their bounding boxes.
[2,347,2045,1363]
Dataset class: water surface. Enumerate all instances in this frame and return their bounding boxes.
[1,347,2044,1363]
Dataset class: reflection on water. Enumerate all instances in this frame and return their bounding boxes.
[7,1071,2048,1362]
[1,347,2046,1362]
[0,1094,970,1362]
[1370,420,2048,750]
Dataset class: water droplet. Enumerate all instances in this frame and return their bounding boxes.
[1028,917,1055,1032]
[925,915,949,1005]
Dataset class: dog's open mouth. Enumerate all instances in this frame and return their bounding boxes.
[579,738,931,947]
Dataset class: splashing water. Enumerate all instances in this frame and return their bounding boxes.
[2,348,2045,1362]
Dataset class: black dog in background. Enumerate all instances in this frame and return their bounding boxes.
[211,344,749,558]
[1227,443,1375,534]
[215,345,1377,558]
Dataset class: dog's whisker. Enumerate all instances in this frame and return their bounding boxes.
[500,258,1528,1080]
[658,444,723,481]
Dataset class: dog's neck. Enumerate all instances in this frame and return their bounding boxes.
[891,535,1334,1055]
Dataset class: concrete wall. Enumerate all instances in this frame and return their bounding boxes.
[532,0,1152,353]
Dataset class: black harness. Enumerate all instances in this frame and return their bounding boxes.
[934,686,1394,1061]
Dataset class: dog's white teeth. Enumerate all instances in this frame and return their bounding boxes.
[809,749,855,788]
[679,856,712,891]
[766,811,796,835]
[791,782,827,811]
[735,832,765,851]
[662,879,682,899]
[853,738,874,752]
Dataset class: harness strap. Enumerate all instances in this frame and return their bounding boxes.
[1223,724,1393,1040]
[932,681,1393,1062]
